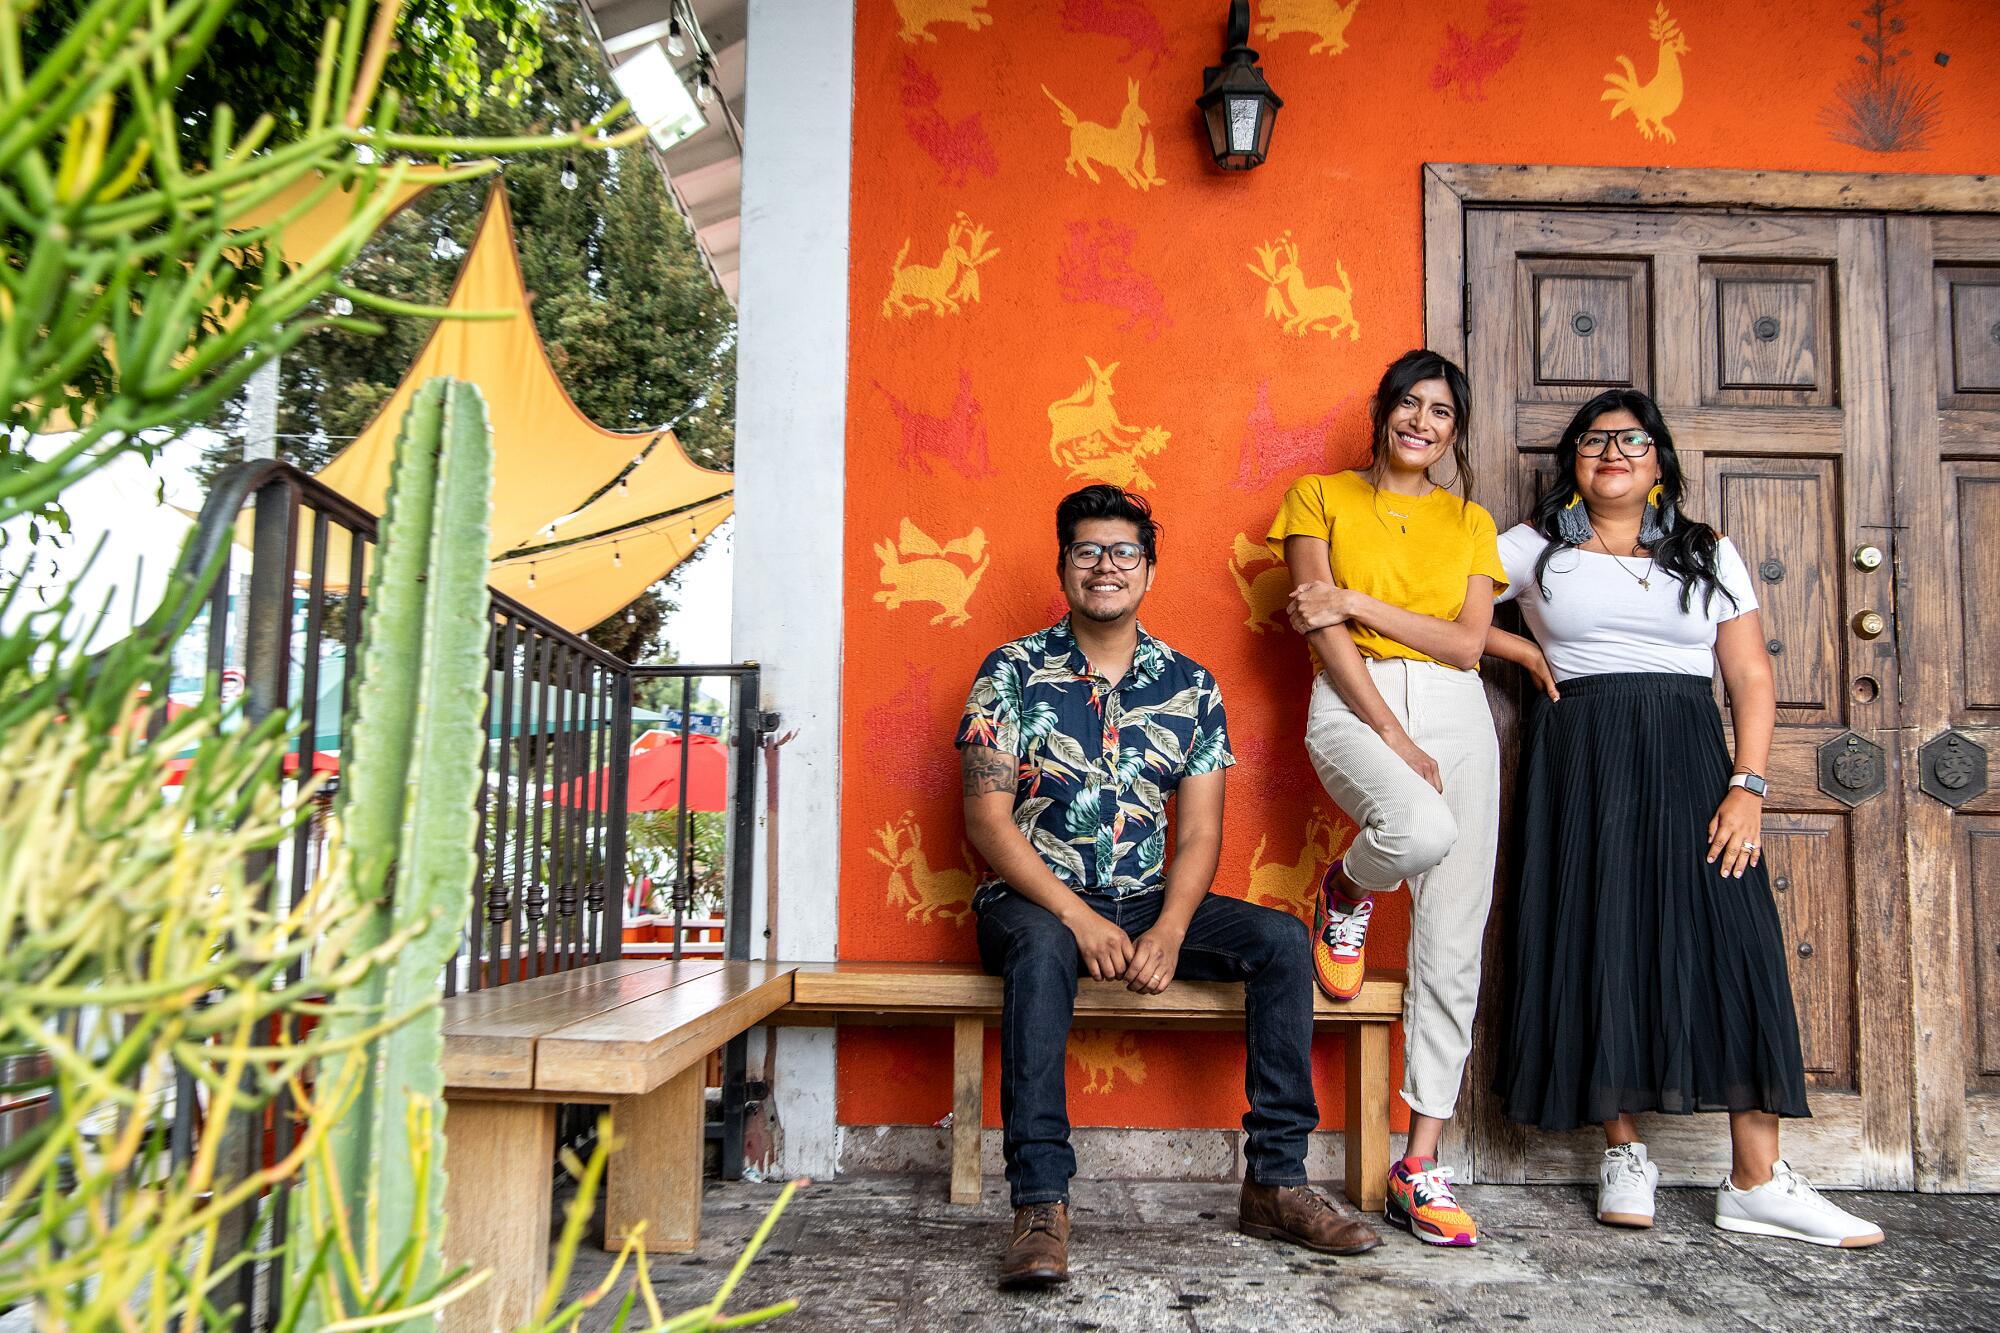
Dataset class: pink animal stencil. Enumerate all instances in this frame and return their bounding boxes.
[864,663,955,796]
[1055,220,1170,341]
[1430,0,1527,100]
[901,56,998,185]
[878,371,995,479]
[1233,381,1343,492]
[1059,0,1170,72]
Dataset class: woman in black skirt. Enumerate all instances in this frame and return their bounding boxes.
[1484,389,1882,1249]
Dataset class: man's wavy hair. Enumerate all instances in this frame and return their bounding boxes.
[1055,484,1160,569]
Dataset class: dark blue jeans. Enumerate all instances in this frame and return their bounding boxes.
[974,887,1319,1206]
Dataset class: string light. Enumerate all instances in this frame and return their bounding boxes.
[666,16,686,57]
[331,295,353,316]
[527,564,537,590]
[560,160,579,191]
[695,66,714,106]
[613,543,622,568]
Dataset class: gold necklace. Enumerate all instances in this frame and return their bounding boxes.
[1592,534,1655,590]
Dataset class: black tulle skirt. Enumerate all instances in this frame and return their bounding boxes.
[1495,672,1811,1133]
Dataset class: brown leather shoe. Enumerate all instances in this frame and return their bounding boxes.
[1239,1181,1382,1255]
[998,1202,1070,1289]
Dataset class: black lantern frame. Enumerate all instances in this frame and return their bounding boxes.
[1197,0,1282,170]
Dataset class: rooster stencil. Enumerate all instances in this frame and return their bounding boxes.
[1249,234,1359,341]
[1046,357,1171,491]
[1069,1031,1147,1094]
[1603,3,1689,143]
[1060,0,1170,72]
[1255,0,1361,55]
[873,519,989,627]
[883,213,1001,318]
[1042,79,1165,191]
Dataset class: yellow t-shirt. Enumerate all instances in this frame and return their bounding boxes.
[1265,470,1508,666]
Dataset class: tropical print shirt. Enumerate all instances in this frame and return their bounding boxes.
[956,616,1234,900]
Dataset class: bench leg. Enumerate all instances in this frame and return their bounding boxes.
[950,1016,983,1206]
[607,1062,706,1252]
[1343,1023,1390,1212]
[442,1098,556,1333]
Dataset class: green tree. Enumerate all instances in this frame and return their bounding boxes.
[22,0,544,151]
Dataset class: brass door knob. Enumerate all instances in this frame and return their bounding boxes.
[1853,610,1886,639]
[1853,544,1884,571]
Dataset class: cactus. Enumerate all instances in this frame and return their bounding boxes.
[306,376,494,1317]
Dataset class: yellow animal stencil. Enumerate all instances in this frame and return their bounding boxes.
[1604,3,1689,143]
[1042,79,1165,192]
[1249,234,1359,342]
[873,518,989,627]
[1069,1030,1147,1095]
[1247,811,1340,919]
[882,213,1001,319]
[1256,0,1361,55]
[869,812,976,926]
[893,0,992,45]
[1228,533,1291,633]
[1046,357,1171,491]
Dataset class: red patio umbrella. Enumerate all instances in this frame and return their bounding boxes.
[544,733,729,812]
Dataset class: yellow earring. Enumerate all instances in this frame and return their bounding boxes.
[1564,492,1583,510]
[1646,483,1665,508]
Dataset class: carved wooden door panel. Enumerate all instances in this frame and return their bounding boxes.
[1460,208,1910,1187]
[1888,216,2000,1191]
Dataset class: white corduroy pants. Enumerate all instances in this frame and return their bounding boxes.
[1303,658,1500,1121]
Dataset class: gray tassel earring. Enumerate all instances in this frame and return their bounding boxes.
[1638,483,1675,546]
[1556,492,1593,545]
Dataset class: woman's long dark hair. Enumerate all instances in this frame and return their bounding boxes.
[1528,389,1736,615]
[1363,349,1474,505]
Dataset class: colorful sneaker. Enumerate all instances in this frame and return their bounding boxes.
[1312,863,1371,1001]
[1714,1160,1884,1249]
[1597,1142,1658,1228]
[1386,1157,1479,1247]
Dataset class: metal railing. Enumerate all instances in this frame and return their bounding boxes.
[114,460,764,1326]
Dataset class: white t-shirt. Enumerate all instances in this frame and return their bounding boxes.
[1494,523,1758,680]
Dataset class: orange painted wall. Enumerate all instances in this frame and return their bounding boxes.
[839,0,2000,1136]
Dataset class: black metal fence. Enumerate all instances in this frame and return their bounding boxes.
[126,460,763,1326]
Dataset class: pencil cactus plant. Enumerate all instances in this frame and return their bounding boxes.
[302,375,493,1318]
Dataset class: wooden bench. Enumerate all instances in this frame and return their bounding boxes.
[781,961,1405,1212]
[439,959,796,1333]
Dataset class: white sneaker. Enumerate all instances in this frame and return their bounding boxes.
[1714,1160,1885,1249]
[1597,1142,1657,1228]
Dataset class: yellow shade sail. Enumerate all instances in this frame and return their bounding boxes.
[315,182,733,561]
[489,495,733,632]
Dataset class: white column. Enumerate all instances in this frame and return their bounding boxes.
[732,0,853,1178]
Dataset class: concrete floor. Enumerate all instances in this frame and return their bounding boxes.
[562,1174,2000,1332]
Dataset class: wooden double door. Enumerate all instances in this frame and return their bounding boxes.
[1449,196,1999,1191]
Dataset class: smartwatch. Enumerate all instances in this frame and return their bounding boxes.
[1729,771,1767,797]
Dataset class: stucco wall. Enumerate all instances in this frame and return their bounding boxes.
[836,0,2000,1137]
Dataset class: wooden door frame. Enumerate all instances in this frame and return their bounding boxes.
[1421,163,2000,1192]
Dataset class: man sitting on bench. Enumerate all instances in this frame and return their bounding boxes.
[957,484,1382,1290]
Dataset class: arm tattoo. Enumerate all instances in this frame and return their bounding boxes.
[961,745,1017,797]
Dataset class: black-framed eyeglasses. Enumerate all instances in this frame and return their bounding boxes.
[1577,429,1656,458]
[1066,541,1146,570]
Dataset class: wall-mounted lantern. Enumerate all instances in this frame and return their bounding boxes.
[1196,0,1282,170]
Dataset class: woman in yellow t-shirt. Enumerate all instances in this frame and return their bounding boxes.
[1267,348,1504,1249]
